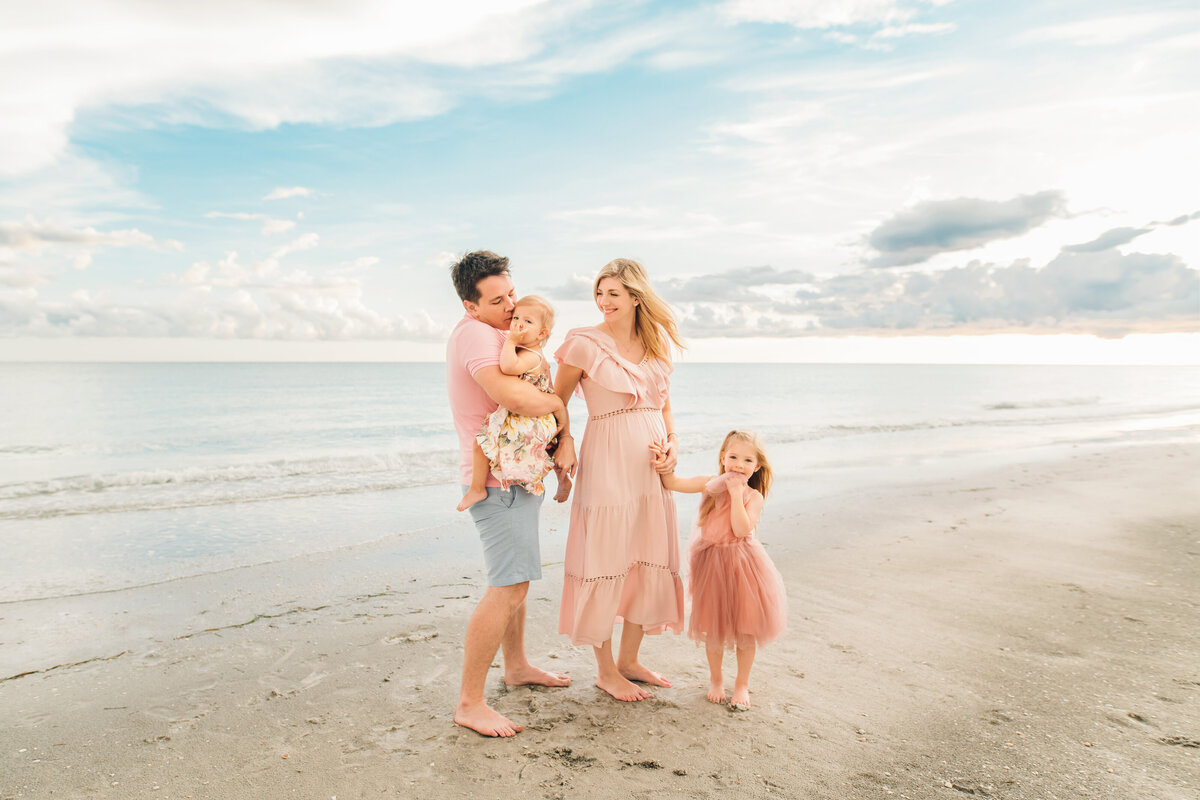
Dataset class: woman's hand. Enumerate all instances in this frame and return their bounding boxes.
[649,437,678,474]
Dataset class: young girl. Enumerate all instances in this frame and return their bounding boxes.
[456,295,559,512]
[656,430,787,709]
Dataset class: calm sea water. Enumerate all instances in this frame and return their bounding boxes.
[2,362,1198,603]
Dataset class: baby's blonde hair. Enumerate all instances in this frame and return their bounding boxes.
[698,429,773,523]
[515,294,555,338]
[593,258,684,362]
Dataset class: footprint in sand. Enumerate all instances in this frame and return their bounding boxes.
[383,628,439,645]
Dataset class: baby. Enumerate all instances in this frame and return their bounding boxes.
[457,295,559,511]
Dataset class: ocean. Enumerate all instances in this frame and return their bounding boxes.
[2,362,1199,605]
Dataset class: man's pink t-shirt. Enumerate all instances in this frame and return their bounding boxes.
[446,313,507,487]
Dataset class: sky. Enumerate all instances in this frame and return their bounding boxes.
[1,0,1197,363]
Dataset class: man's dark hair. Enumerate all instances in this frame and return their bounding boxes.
[451,250,511,303]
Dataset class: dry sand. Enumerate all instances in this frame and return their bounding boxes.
[2,442,1198,799]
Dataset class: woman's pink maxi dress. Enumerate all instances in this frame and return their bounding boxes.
[687,476,787,650]
[556,328,685,647]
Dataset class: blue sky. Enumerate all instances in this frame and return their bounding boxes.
[1,0,1197,362]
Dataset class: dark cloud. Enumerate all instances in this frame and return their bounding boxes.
[1063,226,1154,253]
[539,273,595,300]
[866,190,1068,267]
[671,250,1199,338]
[1159,210,1200,226]
[539,266,817,303]
[659,265,817,302]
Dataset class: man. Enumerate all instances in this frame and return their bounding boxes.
[445,250,571,737]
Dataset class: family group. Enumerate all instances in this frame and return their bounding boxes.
[445,250,787,738]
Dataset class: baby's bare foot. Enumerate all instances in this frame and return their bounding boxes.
[554,473,573,503]
[596,674,651,702]
[456,488,487,512]
[707,678,727,704]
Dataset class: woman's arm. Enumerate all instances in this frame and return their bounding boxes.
[728,489,764,539]
[650,393,678,474]
[551,363,583,478]
[499,339,542,376]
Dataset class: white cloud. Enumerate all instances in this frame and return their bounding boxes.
[205,211,298,236]
[263,186,314,201]
[1016,11,1200,48]
[722,0,952,30]
[0,218,158,252]
[0,0,558,175]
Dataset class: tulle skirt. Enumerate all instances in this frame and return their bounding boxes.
[687,535,787,650]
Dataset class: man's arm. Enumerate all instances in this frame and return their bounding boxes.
[474,365,564,418]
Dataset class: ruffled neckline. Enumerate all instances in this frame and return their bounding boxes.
[571,326,670,373]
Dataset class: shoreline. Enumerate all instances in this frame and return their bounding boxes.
[2,441,1198,798]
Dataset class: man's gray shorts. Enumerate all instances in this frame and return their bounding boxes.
[464,485,543,587]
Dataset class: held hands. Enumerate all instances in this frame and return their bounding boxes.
[647,437,678,475]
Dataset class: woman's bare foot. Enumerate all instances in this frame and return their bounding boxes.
[456,487,487,512]
[454,701,523,737]
[618,661,671,688]
[505,665,571,687]
[730,685,751,710]
[707,678,727,704]
[596,674,651,702]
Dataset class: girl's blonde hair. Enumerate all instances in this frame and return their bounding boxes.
[515,294,555,337]
[699,429,773,523]
[593,258,684,362]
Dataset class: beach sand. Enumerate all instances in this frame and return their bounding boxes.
[2,442,1198,799]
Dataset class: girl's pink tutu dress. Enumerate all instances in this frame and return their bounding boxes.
[687,474,787,649]
[555,327,685,647]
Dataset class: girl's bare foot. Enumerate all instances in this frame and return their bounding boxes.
[596,674,651,702]
[454,701,523,737]
[505,665,571,687]
[707,678,727,704]
[730,685,750,710]
[456,487,487,512]
[618,661,671,687]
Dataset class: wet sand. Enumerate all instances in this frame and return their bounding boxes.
[2,442,1198,799]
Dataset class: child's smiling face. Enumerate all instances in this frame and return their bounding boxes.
[721,439,759,478]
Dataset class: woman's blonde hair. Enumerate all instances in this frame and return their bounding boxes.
[515,294,555,336]
[698,429,773,523]
[593,258,684,362]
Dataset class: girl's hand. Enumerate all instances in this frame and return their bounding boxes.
[650,437,677,474]
[726,474,746,500]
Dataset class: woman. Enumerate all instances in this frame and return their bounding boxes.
[553,258,685,702]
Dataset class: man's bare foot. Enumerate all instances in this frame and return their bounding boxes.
[618,661,671,688]
[730,685,750,710]
[596,674,651,702]
[553,473,573,503]
[505,664,571,687]
[454,701,523,737]
[456,487,487,512]
[707,678,727,704]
